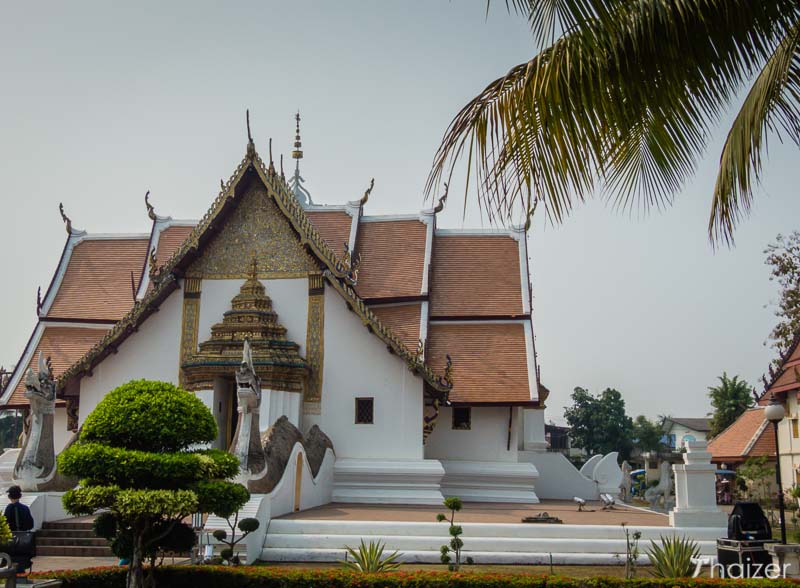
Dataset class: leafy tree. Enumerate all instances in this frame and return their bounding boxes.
[632,415,665,454]
[428,0,799,244]
[59,380,248,588]
[765,232,800,367]
[0,410,23,451]
[0,514,11,546]
[564,387,633,459]
[737,456,776,525]
[707,373,754,438]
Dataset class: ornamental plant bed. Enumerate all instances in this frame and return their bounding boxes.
[31,566,800,588]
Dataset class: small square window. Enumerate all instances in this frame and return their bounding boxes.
[355,397,374,424]
[452,407,471,430]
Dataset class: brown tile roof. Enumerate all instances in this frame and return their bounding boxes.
[155,225,195,267]
[306,210,352,254]
[355,220,427,299]
[426,322,533,404]
[766,341,800,395]
[6,326,108,406]
[430,234,524,318]
[369,304,421,350]
[46,238,150,321]
[708,408,776,463]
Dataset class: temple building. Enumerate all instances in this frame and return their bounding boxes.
[0,115,558,504]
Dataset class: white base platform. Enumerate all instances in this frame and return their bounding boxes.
[440,460,539,503]
[261,518,725,565]
[332,458,445,505]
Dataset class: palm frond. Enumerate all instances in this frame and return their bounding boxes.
[430,0,799,242]
[711,23,800,245]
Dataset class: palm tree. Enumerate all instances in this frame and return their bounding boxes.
[427,0,800,244]
[707,372,754,438]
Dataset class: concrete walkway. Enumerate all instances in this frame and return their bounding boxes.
[277,500,669,526]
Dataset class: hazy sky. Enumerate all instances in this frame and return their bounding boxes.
[1,2,798,423]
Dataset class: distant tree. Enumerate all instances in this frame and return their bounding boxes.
[0,410,24,451]
[765,232,800,368]
[59,380,248,588]
[631,415,665,453]
[564,387,633,459]
[708,373,754,438]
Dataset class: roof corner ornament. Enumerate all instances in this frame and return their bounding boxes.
[58,203,72,234]
[36,286,42,315]
[437,354,454,390]
[524,198,539,232]
[433,182,449,214]
[359,178,375,206]
[413,339,425,362]
[148,246,158,280]
[144,190,157,221]
[289,111,313,207]
[280,154,285,181]
[337,243,361,285]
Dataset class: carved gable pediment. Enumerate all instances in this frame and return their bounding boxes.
[186,176,320,279]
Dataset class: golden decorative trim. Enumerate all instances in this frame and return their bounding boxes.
[305,276,325,402]
[185,271,310,280]
[179,282,202,388]
[303,401,321,415]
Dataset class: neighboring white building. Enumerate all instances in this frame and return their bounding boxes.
[0,121,565,504]
[662,417,711,450]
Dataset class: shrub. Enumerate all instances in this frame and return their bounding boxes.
[36,566,800,588]
[79,380,216,452]
[437,496,465,571]
[338,539,401,573]
[59,380,249,588]
[645,535,701,578]
[0,514,10,546]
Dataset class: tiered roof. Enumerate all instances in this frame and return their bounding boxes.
[708,408,776,464]
[1,126,541,409]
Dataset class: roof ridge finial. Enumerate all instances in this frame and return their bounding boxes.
[268,138,275,174]
[289,111,312,206]
[280,154,285,180]
[246,109,255,158]
[36,286,42,315]
[59,203,72,234]
[359,178,375,206]
[144,190,157,221]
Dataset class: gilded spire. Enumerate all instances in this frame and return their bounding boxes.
[292,111,303,161]
[289,111,313,207]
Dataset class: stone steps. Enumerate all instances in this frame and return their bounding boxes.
[260,519,724,565]
[36,520,114,557]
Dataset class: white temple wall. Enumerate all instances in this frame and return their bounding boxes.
[321,291,424,460]
[425,406,519,462]
[78,289,184,424]
[53,407,70,453]
[198,278,308,357]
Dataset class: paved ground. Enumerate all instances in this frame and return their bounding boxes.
[30,556,120,572]
[277,500,669,526]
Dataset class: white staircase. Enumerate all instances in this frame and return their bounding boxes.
[261,519,723,565]
[204,496,265,531]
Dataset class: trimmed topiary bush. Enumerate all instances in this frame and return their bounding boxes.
[58,380,249,588]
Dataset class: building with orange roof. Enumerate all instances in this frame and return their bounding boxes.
[0,115,581,504]
[758,336,800,491]
[707,407,776,467]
